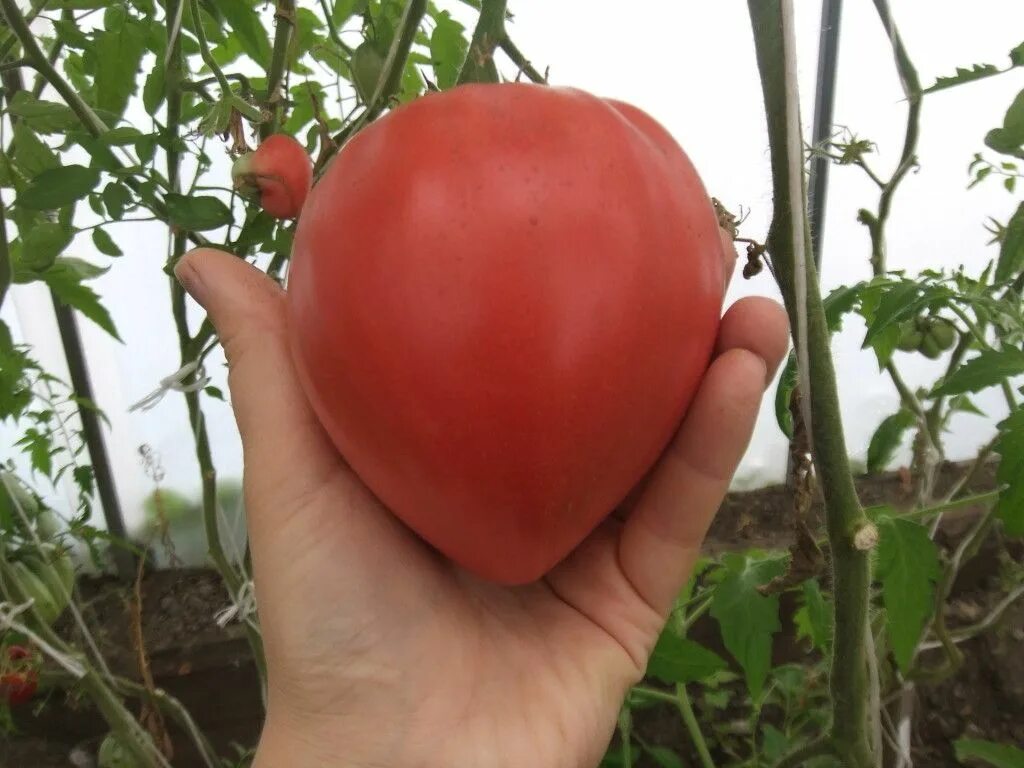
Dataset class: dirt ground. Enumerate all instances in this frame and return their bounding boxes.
[2,461,1020,767]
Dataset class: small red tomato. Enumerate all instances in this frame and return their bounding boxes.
[232,134,312,219]
[1,672,37,705]
[6,645,30,662]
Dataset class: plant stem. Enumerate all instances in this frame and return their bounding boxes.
[631,685,677,705]
[319,0,427,174]
[185,3,235,98]
[457,0,506,85]
[676,684,715,768]
[746,3,873,765]
[318,0,353,54]
[500,36,545,83]
[867,0,922,275]
[183,73,253,98]
[0,0,47,62]
[263,0,296,138]
[618,705,633,768]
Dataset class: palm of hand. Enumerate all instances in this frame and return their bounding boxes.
[174,236,787,768]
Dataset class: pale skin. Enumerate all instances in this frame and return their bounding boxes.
[174,229,789,768]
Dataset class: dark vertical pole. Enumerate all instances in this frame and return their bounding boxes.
[788,0,844,487]
[51,297,135,580]
[808,0,844,267]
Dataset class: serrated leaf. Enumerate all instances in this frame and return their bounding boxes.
[40,260,120,340]
[774,351,797,439]
[218,0,272,64]
[645,630,727,685]
[165,193,232,231]
[794,579,832,652]
[430,11,468,90]
[102,182,132,220]
[862,281,924,346]
[931,350,1024,396]
[867,409,916,474]
[21,222,73,270]
[91,228,123,257]
[876,516,940,672]
[995,407,1024,536]
[954,738,1024,768]
[333,0,368,25]
[996,202,1024,282]
[925,64,1001,95]
[7,92,78,134]
[54,18,93,48]
[985,89,1024,158]
[824,283,862,331]
[18,165,101,210]
[12,123,59,178]
[709,553,786,698]
[94,7,146,119]
[948,394,986,417]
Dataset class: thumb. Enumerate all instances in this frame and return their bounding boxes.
[173,248,341,501]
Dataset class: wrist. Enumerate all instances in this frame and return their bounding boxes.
[252,704,393,768]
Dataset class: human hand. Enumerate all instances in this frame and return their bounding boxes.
[173,228,788,768]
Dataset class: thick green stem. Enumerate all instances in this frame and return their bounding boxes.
[262,0,296,138]
[746,3,872,765]
[617,705,633,768]
[457,0,507,85]
[676,684,715,768]
[0,0,47,62]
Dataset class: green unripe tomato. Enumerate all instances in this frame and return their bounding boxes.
[927,317,957,351]
[9,561,62,624]
[919,333,943,359]
[897,323,923,352]
[352,41,386,104]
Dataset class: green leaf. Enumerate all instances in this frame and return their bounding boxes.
[996,202,1024,282]
[21,222,73,270]
[709,553,786,698]
[876,516,940,672]
[430,11,468,90]
[218,0,272,64]
[954,738,1024,768]
[102,182,132,220]
[774,351,797,439]
[645,630,727,685]
[926,64,1001,94]
[40,259,120,340]
[7,92,78,134]
[862,281,924,346]
[644,745,684,768]
[823,283,862,331]
[12,124,59,178]
[100,126,144,146]
[867,409,916,474]
[1012,41,1024,68]
[53,18,93,49]
[165,193,232,231]
[18,165,101,211]
[794,578,832,652]
[985,89,1024,158]
[198,97,233,138]
[94,7,146,119]
[931,350,1024,396]
[995,407,1024,536]
[949,394,986,417]
[91,228,123,257]
[333,0,368,25]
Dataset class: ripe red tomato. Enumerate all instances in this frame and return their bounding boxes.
[288,83,724,584]
[231,134,312,219]
[1,645,38,706]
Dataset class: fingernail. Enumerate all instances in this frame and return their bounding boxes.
[173,253,208,309]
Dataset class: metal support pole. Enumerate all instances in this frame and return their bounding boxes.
[50,296,135,580]
[808,0,844,267]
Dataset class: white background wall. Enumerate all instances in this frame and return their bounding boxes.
[3,1,1023,534]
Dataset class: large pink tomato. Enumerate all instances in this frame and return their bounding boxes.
[287,83,724,584]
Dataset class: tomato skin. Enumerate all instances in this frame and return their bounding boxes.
[232,134,312,219]
[288,83,724,583]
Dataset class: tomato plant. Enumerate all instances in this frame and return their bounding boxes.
[289,83,724,583]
